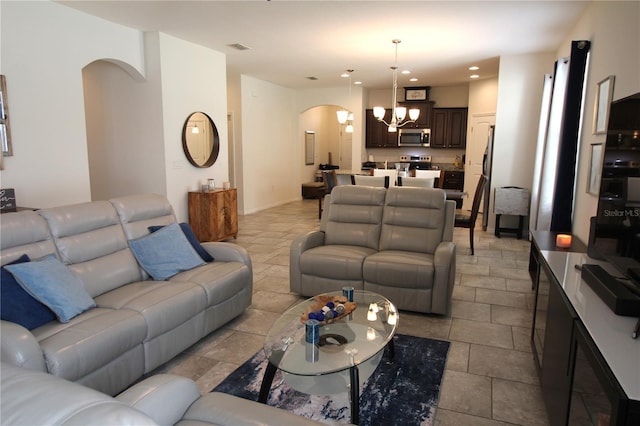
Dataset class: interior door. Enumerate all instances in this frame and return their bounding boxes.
[463,114,495,211]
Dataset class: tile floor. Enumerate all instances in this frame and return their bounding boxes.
[151,198,549,426]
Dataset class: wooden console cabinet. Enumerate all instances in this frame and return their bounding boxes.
[188,189,238,242]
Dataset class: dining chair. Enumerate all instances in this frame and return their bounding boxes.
[414,169,443,188]
[397,176,435,188]
[454,174,487,255]
[351,174,390,188]
[372,169,398,186]
[318,170,339,219]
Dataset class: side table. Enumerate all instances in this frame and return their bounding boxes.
[528,230,587,287]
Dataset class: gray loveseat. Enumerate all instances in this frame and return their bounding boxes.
[1,362,323,425]
[290,185,456,315]
[0,194,252,396]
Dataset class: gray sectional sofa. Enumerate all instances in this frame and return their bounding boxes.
[290,185,456,315]
[1,362,324,425]
[0,194,252,396]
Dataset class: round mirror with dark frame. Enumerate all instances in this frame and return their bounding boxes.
[182,111,219,168]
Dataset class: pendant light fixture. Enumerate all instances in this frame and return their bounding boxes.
[373,40,419,132]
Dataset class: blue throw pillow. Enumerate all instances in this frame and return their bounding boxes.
[148,222,214,262]
[129,222,206,280]
[4,255,96,323]
[1,254,57,329]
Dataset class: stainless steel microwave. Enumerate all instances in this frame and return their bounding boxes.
[398,128,430,147]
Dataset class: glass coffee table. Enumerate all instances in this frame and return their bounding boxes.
[258,290,398,425]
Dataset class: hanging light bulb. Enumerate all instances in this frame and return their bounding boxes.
[191,123,199,134]
[373,40,420,132]
[336,110,349,124]
[345,113,354,133]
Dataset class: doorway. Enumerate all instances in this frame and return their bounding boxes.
[463,113,495,211]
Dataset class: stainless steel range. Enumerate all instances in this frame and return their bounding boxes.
[399,155,434,170]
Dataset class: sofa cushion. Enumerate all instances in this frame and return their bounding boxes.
[323,186,386,250]
[4,255,96,323]
[129,223,205,280]
[363,250,435,289]
[170,261,251,305]
[148,222,214,262]
[1,254,56,329]
[300,244,377,280]
[32,308,147,385]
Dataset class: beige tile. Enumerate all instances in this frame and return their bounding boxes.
[492,378,550,425]
[506,277,535,293]
[438,370,492,418]
[451,299,491,322]
[396,312,452,341]
[449,318,514,349]
[491,305,533,328]
[469,344,538,385]
[460,275,506,291]
[476,288,528,308]
[512,326,533,353]
[457,263,491,277]
[435,409,511,426]
[490,266,529,280]
[197,331,264,363]
[445,340,470,372]
[250,291,301,313]
[226,309,281,335]
[452,285,476,302]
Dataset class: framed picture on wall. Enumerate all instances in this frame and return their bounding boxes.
[304,131,315,165]
[588,143,603,195]
[593,75,615,135]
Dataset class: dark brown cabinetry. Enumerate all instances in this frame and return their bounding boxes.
[365,109,398,148]
[431,108,468,148]
[398,101,434,128]
[188,188,238,242]
[442,170,464,191]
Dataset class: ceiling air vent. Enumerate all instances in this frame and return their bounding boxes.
[227,43,251,51]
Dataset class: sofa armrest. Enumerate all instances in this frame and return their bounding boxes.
[289,231,326,294]
[201,242,251,265]
[116,374,200,426]
[0,320,46,372]
[432,241,457,315]
[183,392,327,425]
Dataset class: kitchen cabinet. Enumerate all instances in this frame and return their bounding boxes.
[431,108,468,148]
[188,188,238,242]
[398,101,434,128]
[442,170,464,191]
[365,109,398,148]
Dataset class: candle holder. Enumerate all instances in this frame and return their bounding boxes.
[556,234,572,248]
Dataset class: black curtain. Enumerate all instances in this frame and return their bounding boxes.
[550,40,591,232]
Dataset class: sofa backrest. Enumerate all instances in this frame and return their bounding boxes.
[0,211,57,266]
[379,187,453,254]
[110,194,176,241]
[38,201,143,298]
[323,185,386,250]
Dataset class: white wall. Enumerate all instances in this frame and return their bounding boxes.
[239,75,297,214]
[157,33,229,221]
[0,2,229,220]
[0,1,144,208]
[493,52,556,230]
[564,1,640,244]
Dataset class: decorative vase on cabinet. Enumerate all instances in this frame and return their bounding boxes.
[188,188,238,242]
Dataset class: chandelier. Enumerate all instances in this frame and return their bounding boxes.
[373,40,419,132]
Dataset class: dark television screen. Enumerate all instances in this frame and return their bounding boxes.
[588,91,640,272]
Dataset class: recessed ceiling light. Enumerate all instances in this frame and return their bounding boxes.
[227,43,251,51]
[401,70,411,75]
[409,77,418,82]
[469,66,479,71]
[341,69,354,78]
[354,81,363,85]
[470,74,480,79]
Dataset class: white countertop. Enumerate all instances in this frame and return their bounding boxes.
[541,250,640,400]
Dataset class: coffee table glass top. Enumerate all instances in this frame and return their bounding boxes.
[264,290,398,376]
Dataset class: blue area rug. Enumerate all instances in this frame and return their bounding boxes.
[213,334,449,425]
